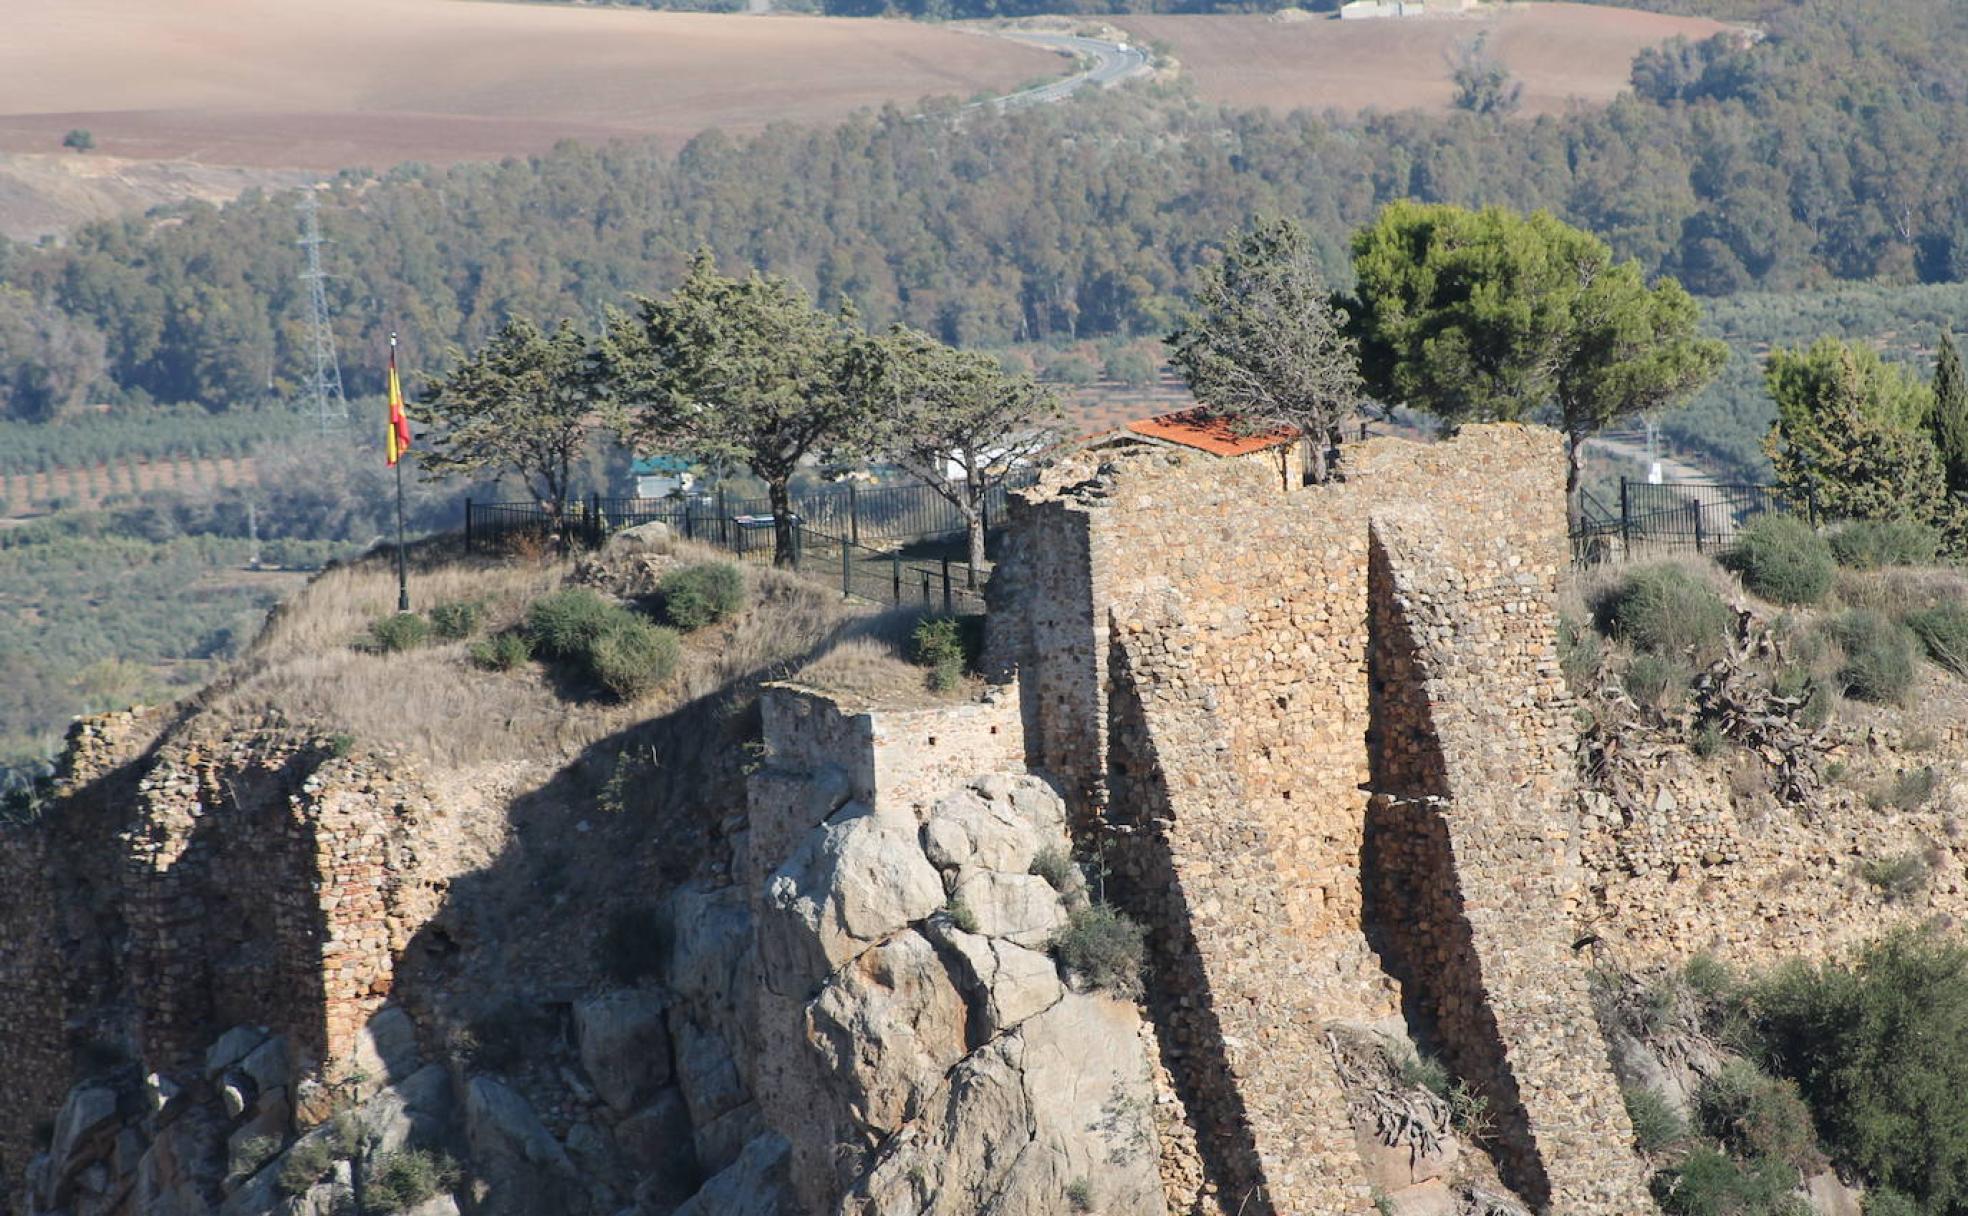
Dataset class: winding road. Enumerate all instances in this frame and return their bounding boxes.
[976,31,1152,110]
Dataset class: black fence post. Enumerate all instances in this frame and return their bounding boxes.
[891,553,902,604]
[849,482,860,546]
[921,572,932,608]
[941,558,953,614]
[841,538,851,600]
[465,498,473,555]
[1692,502,1705,554]
[590,491,601,548]
[1619,476,1632,553]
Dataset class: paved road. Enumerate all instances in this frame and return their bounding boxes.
[976,32,1151,110]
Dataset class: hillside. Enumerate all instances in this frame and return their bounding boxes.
[1119,2,1734,117]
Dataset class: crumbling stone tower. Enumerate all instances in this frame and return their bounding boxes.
[988,423,1654,1215]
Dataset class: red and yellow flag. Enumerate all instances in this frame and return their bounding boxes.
[386,340,413,467]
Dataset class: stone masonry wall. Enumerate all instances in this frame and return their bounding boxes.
[1364,508,1652,1213]
[997,425,1654,1214]
[0,710,164,1206]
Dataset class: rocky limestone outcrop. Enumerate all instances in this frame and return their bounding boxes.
[751,770,1167,1216]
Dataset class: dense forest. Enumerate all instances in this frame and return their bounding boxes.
[1,0,1965,421]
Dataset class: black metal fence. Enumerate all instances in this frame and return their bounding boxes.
[467,475,1029,553]
[463,478,1002,612]
[1572,478,1807,564]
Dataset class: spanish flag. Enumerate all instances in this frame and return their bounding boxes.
[386,336,413,467]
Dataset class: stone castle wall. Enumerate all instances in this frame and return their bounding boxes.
[0,710,164,1204]
[995,425,1653,1214]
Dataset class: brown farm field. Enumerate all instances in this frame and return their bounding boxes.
[1117,2,1736,117]
[0,0,1056,169]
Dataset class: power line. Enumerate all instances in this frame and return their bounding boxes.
[296,191,349,435]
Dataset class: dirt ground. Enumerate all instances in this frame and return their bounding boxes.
[1118,2,1735,117]
[0,0,1053,168]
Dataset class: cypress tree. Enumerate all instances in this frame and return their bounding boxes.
[1932,332,1968,498]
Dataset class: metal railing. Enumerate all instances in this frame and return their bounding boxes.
[466,474,1032,553]
[463,480,1001,613]
[1571,478,1809,564]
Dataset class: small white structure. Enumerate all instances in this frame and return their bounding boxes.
[631,455,696,499]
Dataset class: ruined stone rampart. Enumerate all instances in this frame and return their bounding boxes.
[995,425,1654,1214]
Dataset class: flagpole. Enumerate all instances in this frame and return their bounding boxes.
[391,332,409,613]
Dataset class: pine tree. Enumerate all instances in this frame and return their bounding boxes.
[1764,338,1945,525]
[1931,333,1968,499]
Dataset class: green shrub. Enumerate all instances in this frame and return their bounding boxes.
[1906,604,1968,676]
[1605,565,1735,660]
[1829,611,1917,704]
[1050,902,1147,997]
[945,896,980,934]
[913,615,970,691]
[1695,1060,1823,1174]
[427,599,483,640]
[1684,954,1736,1002]
[1383,1041,1450,1098]
[1728,516,1834,606]
[278,1135,339,1197]
[1828,520,1942,570]
[1859,852,1931,903]
[588,618,681,700]
[1692,722,1728,758]
[361,1148,459,1215]
[1652,1145,1806,1216]
[598,904,671,986]
[1624,1085,1688,1155]
[1558,614,1605,691]
[1755,932,1968,1215]
[1030,845,1077,893]
[1066,1178,1094,1213]
[231,1135,281,1183]
[525,588,679,698]
[468,631,533,672]
[1624,653,1690,709]
[364,612,429,654]
[524,588,619,657]
[1869,767,1937,812]
[656,562,746,631]
[1865,1191,1921,1216]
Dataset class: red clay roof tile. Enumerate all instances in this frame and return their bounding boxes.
[1124,408,1299,457]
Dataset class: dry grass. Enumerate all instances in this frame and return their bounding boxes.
[1832,566,1968,619]
[0,0,1052,169]
[791,607,973,708]
[205,539,948,771]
